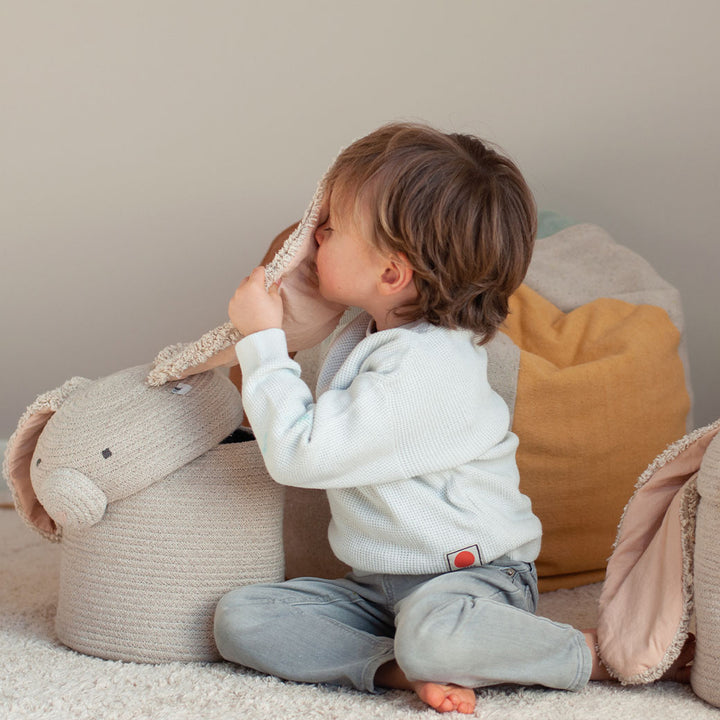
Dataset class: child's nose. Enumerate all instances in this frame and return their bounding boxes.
[314,225,325,245]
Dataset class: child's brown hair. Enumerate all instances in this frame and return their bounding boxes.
[325,122,536,343]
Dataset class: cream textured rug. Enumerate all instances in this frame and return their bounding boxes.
[2,509,717,720]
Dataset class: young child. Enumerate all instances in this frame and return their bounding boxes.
[212,123,614,713]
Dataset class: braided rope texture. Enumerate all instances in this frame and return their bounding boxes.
[692,432,720,706]
[55,442,284,663]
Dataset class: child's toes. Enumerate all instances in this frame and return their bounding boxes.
[438,697,455,713]
[450,692,476,714]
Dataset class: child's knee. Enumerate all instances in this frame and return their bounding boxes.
[213,584,276,663]
[394,595,464,681]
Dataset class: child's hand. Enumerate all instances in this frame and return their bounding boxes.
[228,266,284,336]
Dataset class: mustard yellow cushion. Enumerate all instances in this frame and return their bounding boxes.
[503,285,690,591]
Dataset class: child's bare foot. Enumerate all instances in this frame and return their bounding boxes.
[411,680,476,714]
[375,661,476,714]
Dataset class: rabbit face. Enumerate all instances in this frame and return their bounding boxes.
[27,365,244,532]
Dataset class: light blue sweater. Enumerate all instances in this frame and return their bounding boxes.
[236,312,542,575]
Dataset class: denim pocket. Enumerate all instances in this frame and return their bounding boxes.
[498,562,538,612]
[517,562,539,612]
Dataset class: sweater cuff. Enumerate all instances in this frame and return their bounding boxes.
[235,328,289,375]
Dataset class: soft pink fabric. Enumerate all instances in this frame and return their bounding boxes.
[263,180,347,353]
[598,425,720,682]
[278,252,347,352]
[599,482,687,679]
[5,410,58,538]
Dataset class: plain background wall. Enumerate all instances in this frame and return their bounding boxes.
[2,0,719,441]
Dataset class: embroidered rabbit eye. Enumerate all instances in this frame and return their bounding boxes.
[101,448,112,459]
[36,458,41,467]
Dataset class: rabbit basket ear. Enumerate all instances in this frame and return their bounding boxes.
[146,325,241,387]
[2,377,92,541]
[146,171,345,387]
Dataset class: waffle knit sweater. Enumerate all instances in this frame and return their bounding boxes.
[236,312,542,576]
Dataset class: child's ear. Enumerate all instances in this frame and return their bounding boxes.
[379,253,414,296]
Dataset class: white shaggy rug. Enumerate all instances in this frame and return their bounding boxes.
[2,508,718,720]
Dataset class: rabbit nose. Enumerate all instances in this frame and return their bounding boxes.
[33,467,108,530]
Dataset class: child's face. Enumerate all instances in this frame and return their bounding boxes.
[313,196,388,310]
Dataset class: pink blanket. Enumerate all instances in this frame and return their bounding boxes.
[597,419,720,705]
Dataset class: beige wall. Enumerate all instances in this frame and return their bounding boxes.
[2,0,719,439]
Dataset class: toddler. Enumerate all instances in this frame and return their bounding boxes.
[214,122,608,713]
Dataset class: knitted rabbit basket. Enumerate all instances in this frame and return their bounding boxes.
[3,365,285,663]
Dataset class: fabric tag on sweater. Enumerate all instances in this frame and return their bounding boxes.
[446,545,483,571]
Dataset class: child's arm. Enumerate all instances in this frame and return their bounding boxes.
[235,324,406,490]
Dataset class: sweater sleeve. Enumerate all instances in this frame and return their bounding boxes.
[236,328,406,489]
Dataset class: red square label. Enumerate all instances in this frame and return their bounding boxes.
[446,545,482,571]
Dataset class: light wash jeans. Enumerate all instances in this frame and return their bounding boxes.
[214,560,592,693]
